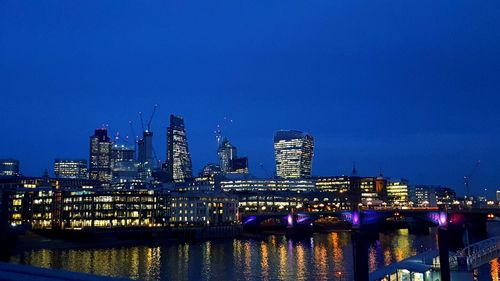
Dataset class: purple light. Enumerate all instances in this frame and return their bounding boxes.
[243,216,256,225]
[352,211,360,226]
[287,214,293,226]
[296,214,309,224]
[439,212,448,227]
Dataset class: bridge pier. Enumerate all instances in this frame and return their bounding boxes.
[438,227,451,281]
[352,227,369,281]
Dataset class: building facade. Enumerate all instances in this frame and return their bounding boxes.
[8,187,238,229]
[166,115,193,182]
[168,191,238,226]
[54,159,87,179]
[89,129,112,183]
[220,177,315,193]
[273,130,314,179]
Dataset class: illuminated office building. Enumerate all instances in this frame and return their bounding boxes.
[360,177,378,200]
[220,177,315,193]
[54,159,87,179]
[273,130,314,179]
[412,185,456,207]
[166,115,193,182]
[89,129,112,183]
[0,159,20,176]
[8,188,238,229]
[386,179,410,206]
[169,191,238,225]
[315,176,350,193]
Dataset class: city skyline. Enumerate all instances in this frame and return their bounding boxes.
[0,113,493,198]
[1,1,500,197]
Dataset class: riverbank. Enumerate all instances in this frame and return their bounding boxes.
[6,225,242,252]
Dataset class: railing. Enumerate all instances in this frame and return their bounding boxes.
[455,235,500,270]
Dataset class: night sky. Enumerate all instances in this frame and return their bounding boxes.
[1,1,500,197]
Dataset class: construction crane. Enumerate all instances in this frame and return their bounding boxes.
[464,160,481,198]
[138,112,145,133]
[146,104,158,132]
[129,121,138,152]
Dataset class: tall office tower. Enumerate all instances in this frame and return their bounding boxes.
[218,138,237,173]
[137,131,154,179]
[166,114,193,182]
[273,130,314,179]
[89,129,112,183]
[54,159,88,179]
[110,144,137,182]
[0,159,20,176]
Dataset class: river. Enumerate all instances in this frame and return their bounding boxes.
[7,224,500,281]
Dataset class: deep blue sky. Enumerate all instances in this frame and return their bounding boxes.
[1,1,500,197]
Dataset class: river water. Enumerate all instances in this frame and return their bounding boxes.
[8,225,500,281]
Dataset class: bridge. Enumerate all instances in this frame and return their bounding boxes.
[240,208,500,241]
[455,235,500,270]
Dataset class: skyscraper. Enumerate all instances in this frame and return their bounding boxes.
[54,159,87,179]
[166,115,192,182]
[218,138,237,173]
[137,131,154,179]
[273,130,314,179]
[89,128,112,183]
[110,144,137,183]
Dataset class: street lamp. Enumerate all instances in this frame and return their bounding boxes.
[337,271,342,281]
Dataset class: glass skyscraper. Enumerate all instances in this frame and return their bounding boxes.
[89,128,112,183]
[273,130,314,179]
[166,115,192,182]
[137,131,154,179]
[218,138,236,173]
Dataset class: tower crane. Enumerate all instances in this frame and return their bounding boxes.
[138,112,145,133]
[464,160,481,198]
[129,121,138,152]
[146,104,158,132]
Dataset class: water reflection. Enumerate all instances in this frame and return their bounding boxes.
[491,258,499,281]
[11,230,489,281]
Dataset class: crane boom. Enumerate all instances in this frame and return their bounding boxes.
[464,160,481,198]
[139,112,145,132]
[147,104,158,132]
